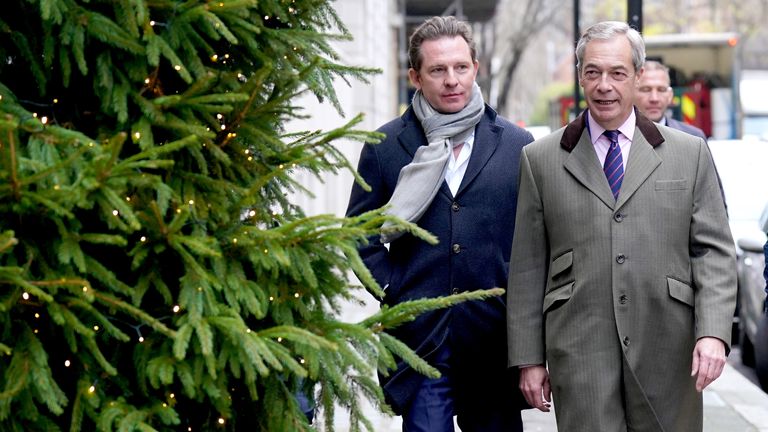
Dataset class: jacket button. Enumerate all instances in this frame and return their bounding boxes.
[452,243,461,254]
[614,212,624,222]
[452,287,460,295]
[623,337,630,346]
[452,202,460,212]
[616,254,626,264]
[619,294,628,304]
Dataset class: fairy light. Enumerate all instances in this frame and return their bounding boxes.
[32,112,38,118]
[211,54,218,62]
[126,196,131,202]
[248,210,256,217]
[224,54,230,59]
[218,418,225,425]
[83,286,88,292]
[176,208,182,214]
[163,402,167,407]
[174,65,182,71]
[220,124,226,130]
[134,132,141,140]
[144,78,150,84]
[216,113,223,119]
[278,164,284,169]
[150,20,156,26]
[188,199,194,205]
[277,337,282,342]
[41,116,48,124]
[294,293,300,298]
[64,360,71,367]
[22,292,29,300]
[88,385,96,393]
[93,325,100,331]
[232,238,238,244]
[140,236,147,242]
[269,296,274,301]
[112,210,119,216]
[173,305,180,313]
[34,313,40,319]
[299,358,305,364]
[138,336,145,343]
[54,185,60,190]
[170,393,175,399]
[246,328,251,333]
[248,156,253,161]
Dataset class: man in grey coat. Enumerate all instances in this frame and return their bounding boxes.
[507,21,737,431]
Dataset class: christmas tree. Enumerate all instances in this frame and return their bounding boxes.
[0,1,501,430]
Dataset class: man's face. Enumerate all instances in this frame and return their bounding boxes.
[579,36,641,130]
[408,36,478,114]
[635,68,673,122]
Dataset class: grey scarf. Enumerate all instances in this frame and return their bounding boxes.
[380,82,485,243]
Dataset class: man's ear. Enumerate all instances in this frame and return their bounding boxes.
[408,68,421,90]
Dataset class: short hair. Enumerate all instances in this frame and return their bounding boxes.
[643,60,670,75]
[575,21,645,74]
[408,16,476,72]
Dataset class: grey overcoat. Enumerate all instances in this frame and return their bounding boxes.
[507,110,737,431]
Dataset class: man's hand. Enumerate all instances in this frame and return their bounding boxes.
[691,336,727,392]
[519,365,552,412]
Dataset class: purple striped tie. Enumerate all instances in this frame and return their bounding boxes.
[603,130,623,200]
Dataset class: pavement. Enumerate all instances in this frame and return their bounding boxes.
[328,293,768,432]
[322,362,768,431]
[521,362,768,432]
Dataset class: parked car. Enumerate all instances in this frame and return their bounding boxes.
[709,139,768,391]
[736,231,768,390]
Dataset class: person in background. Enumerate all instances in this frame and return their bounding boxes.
[346,15,533,432]
[635,60,707,140]
[635,59,726,207]
[507,21,737,431]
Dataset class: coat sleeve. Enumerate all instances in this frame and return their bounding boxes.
[507,146,549,367]
[689,139,737,347]
[346,141,393,298]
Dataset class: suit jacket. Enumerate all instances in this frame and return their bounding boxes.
[666,116,708,141]
[507,110,737,431]
[347,105,533,414]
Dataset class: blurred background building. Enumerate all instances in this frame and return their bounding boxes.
[288,0,768,218]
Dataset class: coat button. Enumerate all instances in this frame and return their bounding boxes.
[623,336,630,346]
[616,254,626,264]
[614,212,624,222]
[619,294,628,304]
[452,243,461,254]
[452,202,460,212]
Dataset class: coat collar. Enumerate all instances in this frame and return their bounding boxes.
[396,104,501,199]
[562,107,664,209]
[560,107,664,152]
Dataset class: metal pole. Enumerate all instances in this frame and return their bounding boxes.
[627,0,643,32]
[573,0,580,119]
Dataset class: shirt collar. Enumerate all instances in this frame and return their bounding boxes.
[587,109,637,144]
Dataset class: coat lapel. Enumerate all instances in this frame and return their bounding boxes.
[564,130,618,208]
[615,128,662,208]
[561,109,665,209]
[455,111,499,197]
[396,109,428,157]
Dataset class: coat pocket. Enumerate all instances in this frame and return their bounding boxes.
[655,179,688,191]
[548,250,573,280]
[543,282,574,313]
[667,277,694,307]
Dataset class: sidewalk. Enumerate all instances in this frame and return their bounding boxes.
[332,293,768,431]
[521,363,768,432]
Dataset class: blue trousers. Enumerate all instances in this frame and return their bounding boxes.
[401,343,523,432]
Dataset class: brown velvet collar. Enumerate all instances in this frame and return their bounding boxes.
[560,107,664,152]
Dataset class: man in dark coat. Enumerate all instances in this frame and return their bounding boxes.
[346,15,532,432]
